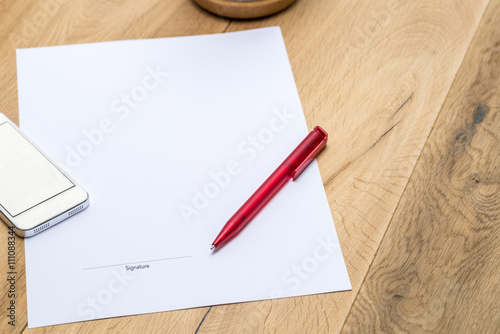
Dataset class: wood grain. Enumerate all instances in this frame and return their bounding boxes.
[0,0,497,333]
[342,1,500,332]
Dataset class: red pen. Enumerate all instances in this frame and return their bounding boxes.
[211,126,328,250]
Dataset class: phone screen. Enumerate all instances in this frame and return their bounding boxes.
[0,123,74,217]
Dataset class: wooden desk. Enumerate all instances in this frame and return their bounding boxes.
[1,0,499,333]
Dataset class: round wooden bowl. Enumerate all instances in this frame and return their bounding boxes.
[193,0,296,19]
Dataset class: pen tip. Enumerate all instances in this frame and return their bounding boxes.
[210,245,216,250]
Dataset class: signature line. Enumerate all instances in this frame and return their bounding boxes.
[82,255,194,271]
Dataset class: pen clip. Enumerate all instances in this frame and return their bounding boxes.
[292,126,328,180]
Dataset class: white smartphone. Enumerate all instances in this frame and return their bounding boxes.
[0,113,89,237]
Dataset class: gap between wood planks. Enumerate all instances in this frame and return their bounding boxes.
[337,0,493,332]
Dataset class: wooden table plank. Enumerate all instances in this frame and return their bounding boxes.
[342,0,500,332]
[193,1,489,332]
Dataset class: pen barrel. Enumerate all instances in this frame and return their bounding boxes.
[238,126,327,221]
[213,164,292,247]
[213,127,327,247]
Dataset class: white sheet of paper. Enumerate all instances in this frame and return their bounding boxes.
[17,27,351,328]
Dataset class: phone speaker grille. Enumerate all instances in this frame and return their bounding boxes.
[34,222,50,234]
[68,204,84,217]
